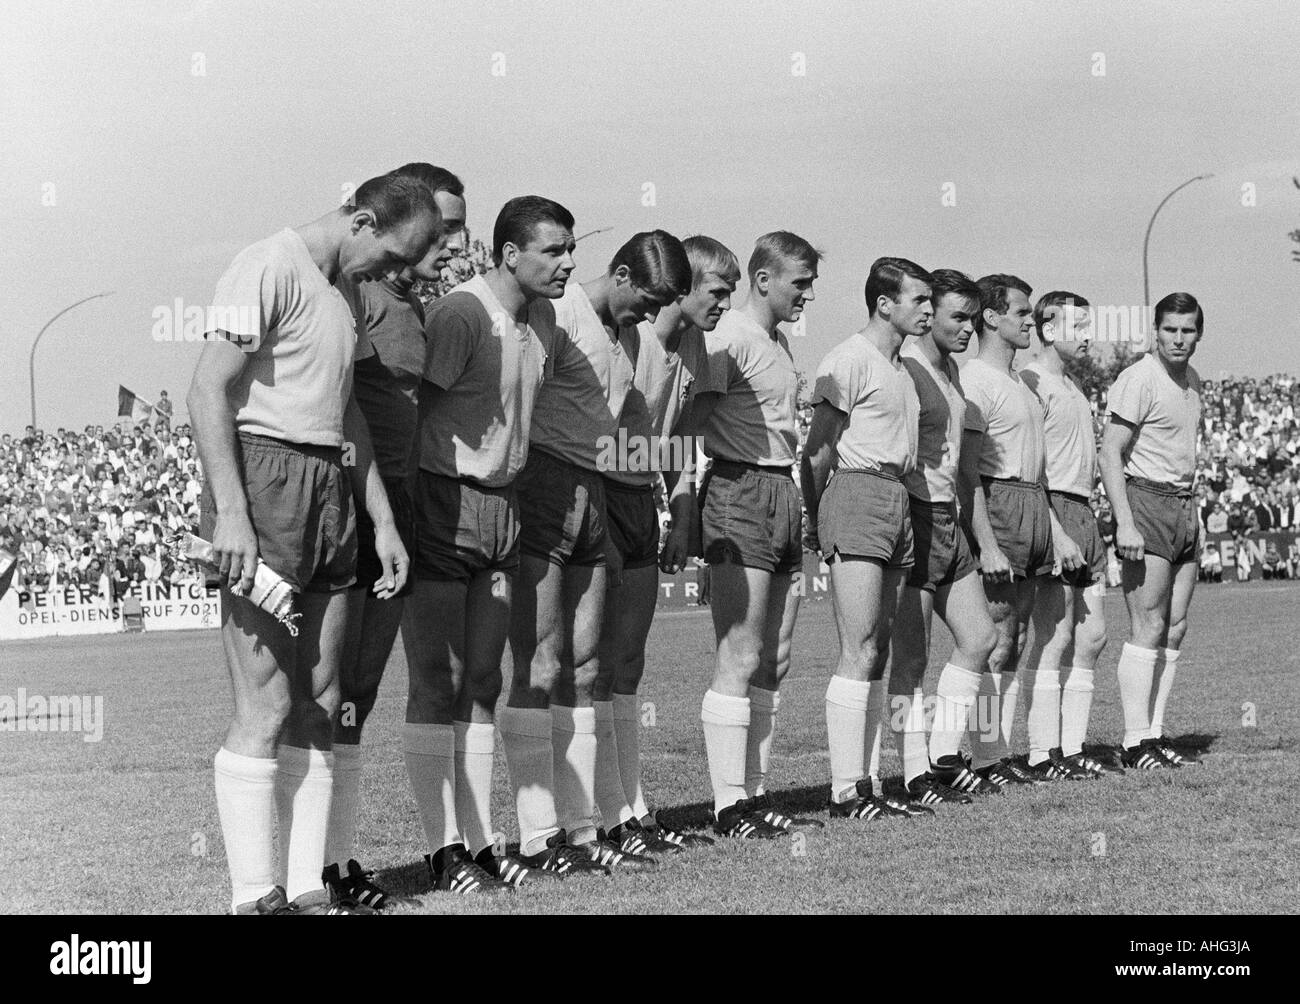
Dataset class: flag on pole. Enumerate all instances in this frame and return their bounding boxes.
[0,546,16,599]
[117,385,154,423]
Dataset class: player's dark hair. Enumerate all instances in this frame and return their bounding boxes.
[609,231,692,303]
[1033,290,1090,341]
[928,268,981,311]
[391,162,465,198]
[747,231,822,283]
[492,196,575,266]
[1153,291,1204,333]
[975,273,1033,333]
[682,235,741,289]
[864,257,933,316]
[349,173,439,232]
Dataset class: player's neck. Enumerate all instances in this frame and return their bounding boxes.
[741,296,781,338]
[484,267,528,321]
[976,333,1017,372]
[1155,350,1190,385]
[860,316,903,362]
[654,303,690,353]
[1035,342,1066,376]
[295,213,347,285]
[914,331,946,368]
[582,276,619,338]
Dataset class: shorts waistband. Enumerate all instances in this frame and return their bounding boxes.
[710,459,794,478]
[532,446,601,478]
[982,476,1041,492]
[238,431,342,463]
[836,465,904,484]
[1049,489,1092,506]
[421,468,514,495]
[602,477,656,495]
[1126,476,1193,499]
[908,495,959,516]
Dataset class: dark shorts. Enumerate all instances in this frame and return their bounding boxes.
[1126,477,1199,565]
[604,479,660,570]
[516,448,607,567]
[980,477,1055,579]
[907,497,977,591]
[412,470,520,583]
[354,475,416,596]
[200,432,356,593]
[1048,491,1107,587]
[818,468,914,568]
[700,460,802,574]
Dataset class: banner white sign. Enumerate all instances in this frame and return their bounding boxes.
[0,580,221,640]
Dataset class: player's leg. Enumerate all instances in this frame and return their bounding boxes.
[1148,558,1200,764]
[1117,553,1176,768]
[216,592,295,914]
[276,588,351,911]
[703,560,783,837]
[323,586,404,904]
[929,572,1001,793]
[970,578,1040,784]
[1059,581,1116,773]
[453,567,513,870]
[1021,577,1085,778]
[824,557,900,819]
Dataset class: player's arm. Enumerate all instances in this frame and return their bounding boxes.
[958,428,1011,582]
[799,401,847,553]
[659,417,697,574]
[1098,416,1143,562]
[186,337,258,592]
[342,394,407,598]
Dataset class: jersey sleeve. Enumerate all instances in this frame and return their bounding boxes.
[423,296,480,390]
[811,347,863,415]
[1106,365,1152,426]
[206,245,283,351]
[696,328,737,396]
[961,365,991,434]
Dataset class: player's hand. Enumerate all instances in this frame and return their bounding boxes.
[212,510,258,594]
[372,521,409,599]
[697,563,711,606]
[802,528,821,555]
[659,524,690,575]
[1116,523,1145,563]
[979,544,1013,584]
[1054,535,1085,576]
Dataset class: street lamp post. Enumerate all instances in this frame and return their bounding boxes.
[29,291,115,428]
[1142,174,1213,307]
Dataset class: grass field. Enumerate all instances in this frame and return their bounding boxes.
[3,581,1298,915]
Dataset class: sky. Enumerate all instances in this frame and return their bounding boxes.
[3,0,1299,434]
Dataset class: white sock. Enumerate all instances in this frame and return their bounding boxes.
[498,706,560,857]
[999,672,1021,751]
[864,681,885,796]
[1148,648,1181,740]
[592,701,634,831]
[612,693,650,822]
[891,683,930,785]
[825,675,871,803]
[929,662,981,763]
[453,722,495,856]
[552,705,598,845]
[1059,666,1095,757]
[1025,669,1061,765]
[970,672,1005,770]
[1117,643,1158,748]
[214,747,278,912]
[324,741,362,869]
[402,723,459,853]
[745,686,779,797]
[274,745,335,903]
[701,690,750,813]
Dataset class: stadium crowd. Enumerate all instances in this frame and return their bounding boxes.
[4,372,1300,599]
[0,397,206,598]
